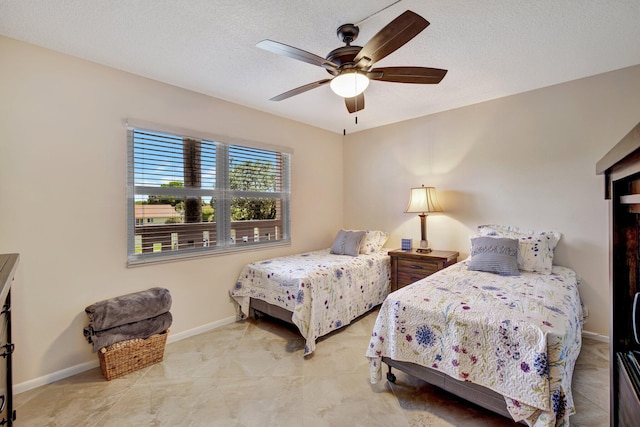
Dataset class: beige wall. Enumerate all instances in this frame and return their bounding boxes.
[344,64,640,337]
[0,36,343,388]
[4,32,640,389]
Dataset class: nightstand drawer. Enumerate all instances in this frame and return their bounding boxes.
[397,272,429,287]
[397,259,439,275]
[397,259,439,286]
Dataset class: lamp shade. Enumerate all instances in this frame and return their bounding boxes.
[330,71,369,98]
[405,185,443,213]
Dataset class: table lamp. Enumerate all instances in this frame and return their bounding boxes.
[405,185,443,253]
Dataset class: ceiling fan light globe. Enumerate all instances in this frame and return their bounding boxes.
[330,72,369,98]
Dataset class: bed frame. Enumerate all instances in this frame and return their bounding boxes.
[382,252,514,415]
[383,357,521,422]
[249,298,295,324]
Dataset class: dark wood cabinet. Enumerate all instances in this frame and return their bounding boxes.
[597,121,640,425]
[617,353,640,426]
[388,249,458,292]
[0,254,17,426]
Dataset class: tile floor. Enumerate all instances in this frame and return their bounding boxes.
[15,309,609,426]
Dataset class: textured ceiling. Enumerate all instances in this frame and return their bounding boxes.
[1,0,639,134]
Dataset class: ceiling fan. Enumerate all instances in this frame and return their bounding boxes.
[256,10,447,114]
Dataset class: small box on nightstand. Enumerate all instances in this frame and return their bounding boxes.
[401,238,412,250]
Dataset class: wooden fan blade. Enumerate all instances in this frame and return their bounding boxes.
[269,79,332,101]
[369,67,447,84]
[345,93,365,114]
[257,40,338,71]
[354,10,429,65]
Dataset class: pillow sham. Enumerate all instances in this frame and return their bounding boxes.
[477,224,561,274]
[477,224,561,248]
[330,230,366,257]
[358,230,390,254]
[467,236,520,276]
[514,236,555,274]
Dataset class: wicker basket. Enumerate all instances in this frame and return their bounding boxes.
[98,329,168,380]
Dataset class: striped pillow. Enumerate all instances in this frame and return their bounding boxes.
[467,236,520,276]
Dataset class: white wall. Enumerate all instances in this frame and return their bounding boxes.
[0,36,343,387]
[343,64,640,337]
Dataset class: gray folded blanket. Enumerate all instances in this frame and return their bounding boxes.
[85,287,172,331]
[83,311,172,352]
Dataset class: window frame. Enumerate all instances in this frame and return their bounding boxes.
[126,120,292,266]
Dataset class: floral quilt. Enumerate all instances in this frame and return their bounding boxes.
[230,249,390,355]
[366,262,586,427]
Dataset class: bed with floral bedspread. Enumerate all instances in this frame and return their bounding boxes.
[367,261,585,427]
[230,248,390,355]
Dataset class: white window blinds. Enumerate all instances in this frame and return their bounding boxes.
[127,126,291,265]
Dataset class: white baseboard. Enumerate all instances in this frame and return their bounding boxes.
[15,315,237,395]
[14,360,99,394]
[582,330,609,343]
[165,315,235,344]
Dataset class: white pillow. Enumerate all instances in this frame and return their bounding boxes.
[358,230,390,254]
[477,225,561,274]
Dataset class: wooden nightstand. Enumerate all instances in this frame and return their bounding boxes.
[388,249,459,291]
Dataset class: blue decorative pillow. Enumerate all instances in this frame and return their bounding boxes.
[330,230,366,257]
[467,236,520,276]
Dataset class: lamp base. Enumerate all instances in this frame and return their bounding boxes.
[416,248,432,253]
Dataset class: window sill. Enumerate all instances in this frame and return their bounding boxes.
[127,239,291,267]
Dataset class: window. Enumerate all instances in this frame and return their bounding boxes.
[127,124,291,265]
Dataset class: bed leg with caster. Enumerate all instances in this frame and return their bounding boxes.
[386,365,396,383]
